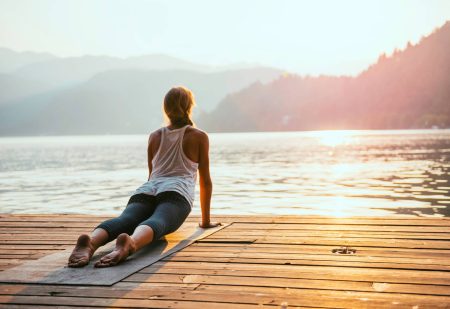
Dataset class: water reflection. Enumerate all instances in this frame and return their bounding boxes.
[373,163,450,216]
[0,130,449,217]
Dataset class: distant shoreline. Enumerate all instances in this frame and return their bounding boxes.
[0,128,449,139]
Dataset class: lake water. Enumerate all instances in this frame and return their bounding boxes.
[0,130,449,217]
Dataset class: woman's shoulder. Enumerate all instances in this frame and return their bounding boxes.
[186,126,209,140]
[151,127,164,134]
[147,128,163,145]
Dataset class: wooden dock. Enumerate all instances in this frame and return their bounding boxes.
[1,214,450,308]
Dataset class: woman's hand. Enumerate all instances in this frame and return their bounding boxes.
[198,222,222,228]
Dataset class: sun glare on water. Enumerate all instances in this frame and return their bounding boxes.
[314,130,357,147]
[308,130,365,217]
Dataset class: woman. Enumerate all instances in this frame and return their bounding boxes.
[68,86,220,268]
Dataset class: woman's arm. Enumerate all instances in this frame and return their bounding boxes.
[147,133,154,181]
[197,132,220,228]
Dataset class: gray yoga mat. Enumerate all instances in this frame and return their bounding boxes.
[0,222,228,286]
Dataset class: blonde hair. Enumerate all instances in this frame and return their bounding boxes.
[163,86,195,127]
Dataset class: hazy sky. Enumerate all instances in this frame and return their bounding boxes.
[1,0,449,75]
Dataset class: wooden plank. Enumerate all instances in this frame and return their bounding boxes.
[0,233,93,238]
[188,242,450,256]
[0,249,63,255]
[198,285,450,308]
[224,223,450,232]
[163,255,450,271]
[0,245,69,250]
[185,243,450,257]
[199,216,450,225]
[200,231,450,240]
[2,304,102,309]
[0,282,202,292]
[2,284,450,308]
[0,253,47,259]
[0,295,272,309]
[138,262,450,285]
[0,222,100,228]
[164,251,450,271]
[116,272,450,296]
[202,235,450,249]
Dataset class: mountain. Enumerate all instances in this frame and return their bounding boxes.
[0,48,60,105]
[0,73,55,105]
[0,48,56,73]
[0,67,282,135]
[1,21,448,135]
[0,50,271,107]
[201,21,450,132]
[12,54,216,88]
[0,48,282,135]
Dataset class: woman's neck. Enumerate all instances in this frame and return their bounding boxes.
[167,124,188,130]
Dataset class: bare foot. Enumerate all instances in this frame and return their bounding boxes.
[94,233,136,268]
[68,234,95,267]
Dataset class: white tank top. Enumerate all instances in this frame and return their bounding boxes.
[133,125,198,207]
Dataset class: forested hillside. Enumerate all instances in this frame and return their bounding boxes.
[201,22,450,132]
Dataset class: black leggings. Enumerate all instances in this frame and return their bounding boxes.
[95,191,191,243]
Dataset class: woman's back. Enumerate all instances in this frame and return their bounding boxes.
[150,125,198,179]
[148,125,204,167]
[134,124,209,208]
